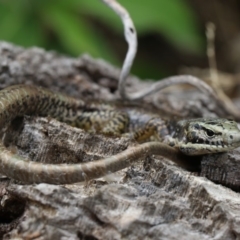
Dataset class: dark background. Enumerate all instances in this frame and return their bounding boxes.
[1,0,240,80]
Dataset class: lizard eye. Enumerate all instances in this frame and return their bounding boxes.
[206,129,215,137]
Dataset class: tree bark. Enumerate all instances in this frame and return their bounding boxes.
[0,41,240,240]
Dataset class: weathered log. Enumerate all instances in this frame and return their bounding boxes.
[1,42,240,239]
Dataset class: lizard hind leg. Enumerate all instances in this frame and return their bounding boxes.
[132,118,169,142]
[101,111,130,136]
[75,110,130,136]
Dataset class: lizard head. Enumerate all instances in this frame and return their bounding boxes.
[173,118,240,155]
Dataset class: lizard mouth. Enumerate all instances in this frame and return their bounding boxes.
[183,134,240,155]
[179,142,229,155]
[190,137,226,148]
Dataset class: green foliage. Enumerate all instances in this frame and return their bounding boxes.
[78,0,203,54]
[0,0,204,76]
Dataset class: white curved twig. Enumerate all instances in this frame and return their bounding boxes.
[124,75,218,100]
[101,0,240,119]
[101,0,137,99]
[101,0,218,100]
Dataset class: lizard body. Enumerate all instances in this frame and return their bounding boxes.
[0,85,240,184]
